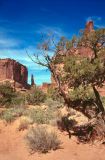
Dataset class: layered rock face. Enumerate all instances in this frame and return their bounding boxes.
[0,58,28,88]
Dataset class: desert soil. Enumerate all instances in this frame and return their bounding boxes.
[0,119,105,160]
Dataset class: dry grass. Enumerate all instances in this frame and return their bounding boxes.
[18,116,33,131]
[26,125,61,153]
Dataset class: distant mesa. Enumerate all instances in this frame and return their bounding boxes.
[0,58,30,90]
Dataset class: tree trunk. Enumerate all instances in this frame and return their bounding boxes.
[49,63,70,106]
[92,85,105,113]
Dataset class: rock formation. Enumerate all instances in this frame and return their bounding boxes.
[39,83,51,93]
[85,20,94,33]
[0,58,29,89]
[31,74,35,86]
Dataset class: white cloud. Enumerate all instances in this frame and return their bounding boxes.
[0,26,21,48]
[0,38,20,48]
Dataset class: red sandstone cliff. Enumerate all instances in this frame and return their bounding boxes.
[0,58,29,89]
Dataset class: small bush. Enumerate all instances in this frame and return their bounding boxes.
[45,98,63,111]
[0,83,16,107]
[26,87,46,105]
[11,93,26,106]
[0,82,26,108]
[0,106,25,123]
[0,109,15,123]
[18,117,33,131]
[47,87,64,103]
[26,126,61,153]
[12,106,26,117]
[24,108,54,124]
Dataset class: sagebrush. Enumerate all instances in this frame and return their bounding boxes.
[26,126,61,153]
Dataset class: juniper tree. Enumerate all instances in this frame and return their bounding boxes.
[28,26,105,142]
[29,27,105,117]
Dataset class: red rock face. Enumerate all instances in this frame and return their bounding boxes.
[39,83,51,93]
[66,47,95,60]
[0,58,28,88]
[85,21,94,33]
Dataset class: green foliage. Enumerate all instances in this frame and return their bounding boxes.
[78,29,105,53]
[11,93,26,106]
[26,87,46,105]
[0,83,16,107]
[0,106,25,123]
[0,109,15,123]
[63,54,105,88]
[26,126,61,153]
[47,87,64,102]
[68,85,95,101]
[24,108,54,124]
[34,27,105,116]
[51,28,105,114]
[54,28,105,89]
[45,98,63,110]
[0,83,26,107]
[53,55,64,64]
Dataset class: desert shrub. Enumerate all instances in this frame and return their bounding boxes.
[44,98,63,111]
[0,83,16,107]
[18,116,33,131]
[68,85,95,101]
[53,55,64,64]
[26,87,46,105]
[0,109,15,123]
[26,126,61,153]
[47,87,64,103]
[24,108,54,124]
[10,106,26,117]
[0,106,25,123]
[11,93,26,106]
[0,82,26,108]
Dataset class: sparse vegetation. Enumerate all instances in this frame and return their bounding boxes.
[0,83,16,107]
[0,106,25,123]
[44,98,63,111]
[24,108,54,124]
[11,93,26,107]
[0,109,15,123]
[18,116,33,131]
[47,87,64,103]
[26,125,61,153]
[0,82,26,108]
[26,87,46,105]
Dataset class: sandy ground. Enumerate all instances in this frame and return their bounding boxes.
[0,120,105,160]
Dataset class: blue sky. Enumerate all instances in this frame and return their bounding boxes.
[0,0,105,85]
